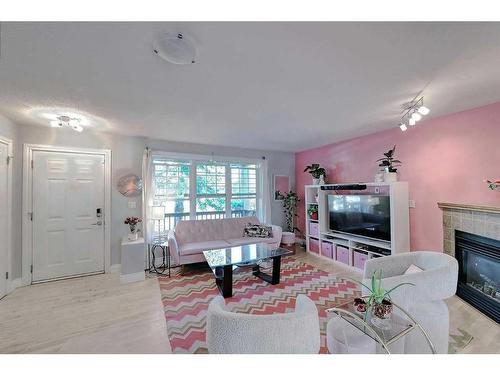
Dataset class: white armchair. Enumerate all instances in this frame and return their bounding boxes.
[363,251,458,354]
[206,294,321,354]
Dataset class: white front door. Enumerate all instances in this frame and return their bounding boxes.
[32,151,105,282]
[0,142,8,297]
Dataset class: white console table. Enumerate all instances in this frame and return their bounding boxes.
[120,237,146,283]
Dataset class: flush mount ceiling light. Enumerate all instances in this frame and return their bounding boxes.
[153,33,197,65]
[50,115,83,132]
[398,97,430,132]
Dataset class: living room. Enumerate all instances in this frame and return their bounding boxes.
[1,1,499,373]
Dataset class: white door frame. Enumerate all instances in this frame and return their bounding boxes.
[22,144,112,286]
[0,136,13,293]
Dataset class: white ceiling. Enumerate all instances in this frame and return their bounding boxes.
[1,22,500,152]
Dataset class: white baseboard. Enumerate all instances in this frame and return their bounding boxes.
[120,271,145,284]
[7,278,22,293]
[109,264,121,274]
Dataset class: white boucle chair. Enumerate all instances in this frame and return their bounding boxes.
[362,251,458,354]
[206,295,321,354]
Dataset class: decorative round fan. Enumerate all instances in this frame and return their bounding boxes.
[117,174,143,197]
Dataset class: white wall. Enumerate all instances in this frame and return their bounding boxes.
[2,122,295,280]
[0,114,19,286]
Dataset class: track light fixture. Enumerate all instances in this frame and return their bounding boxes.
[398,97,430,132]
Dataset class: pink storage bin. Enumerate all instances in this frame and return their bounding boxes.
[309,222,319,237]
[321,241,333,258]
[353,251,369,270]
[309,238,320,254]
[336,246,350,265]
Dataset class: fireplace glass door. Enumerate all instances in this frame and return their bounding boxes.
[455,230,500,323]
[462,251,499,304]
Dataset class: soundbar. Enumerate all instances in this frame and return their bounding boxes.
[320,184,367,191]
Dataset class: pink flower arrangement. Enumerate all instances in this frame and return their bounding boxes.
[124,216,142,233]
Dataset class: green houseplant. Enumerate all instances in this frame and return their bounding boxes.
[377,145,402,183]
[278,191,301,245]
[307,205,318,220]
[303,164,327,185]
[352,269,414,328]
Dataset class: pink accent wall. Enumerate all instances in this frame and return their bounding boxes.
[295,101,500,251]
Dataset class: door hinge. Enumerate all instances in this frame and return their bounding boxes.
[29,212,33,221]
[30,265,33,274]
[31,160,34,169]
[6,155,12,165]
[5,271,8,280]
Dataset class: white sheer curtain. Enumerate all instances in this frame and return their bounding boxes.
[141,148,155,244]
[257,158,272,225]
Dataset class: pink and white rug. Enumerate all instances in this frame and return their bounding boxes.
[158,257,359,353]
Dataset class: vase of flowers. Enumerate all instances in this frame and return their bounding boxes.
[124,216,142,241]
[377,145,402,183]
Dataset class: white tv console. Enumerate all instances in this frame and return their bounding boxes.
[304,182,410,271]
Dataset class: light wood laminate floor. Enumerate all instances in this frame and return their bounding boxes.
[0,248,498,354]
[297,248,500,354]
[0,273,171,353]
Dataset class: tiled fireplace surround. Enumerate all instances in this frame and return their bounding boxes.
[439,202,500,256]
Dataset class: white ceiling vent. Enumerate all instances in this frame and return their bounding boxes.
[153,33,196,65]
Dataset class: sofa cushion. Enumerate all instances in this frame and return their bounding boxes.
[222,216,260,239]
[175,219,225,245]
[179,240,231,256]
[243,223,273,238]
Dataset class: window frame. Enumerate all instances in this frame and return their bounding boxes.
[150,151,263,224]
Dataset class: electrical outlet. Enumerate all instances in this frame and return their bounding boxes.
[409,200,416,208]
[128,201,137,209]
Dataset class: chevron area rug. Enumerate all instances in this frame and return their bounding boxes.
[158,257,359,353]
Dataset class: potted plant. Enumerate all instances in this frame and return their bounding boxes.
[303,164,327,185]
[124,216,142,241]
[307,205,318,220]
[278,191,301,245]
[484,179,500,191]
[352,269,414,329]
[377,145,402,182]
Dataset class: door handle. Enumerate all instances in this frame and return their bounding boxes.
[92,221,103,226]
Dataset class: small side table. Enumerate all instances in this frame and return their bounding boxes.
[148,242,170,277]
[326,297,436,354]
[120,237,146,283]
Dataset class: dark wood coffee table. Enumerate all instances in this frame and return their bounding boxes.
[203,243,292,298]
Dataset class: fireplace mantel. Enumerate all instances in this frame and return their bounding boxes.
[438,202,500,256]
[438,202,500,214]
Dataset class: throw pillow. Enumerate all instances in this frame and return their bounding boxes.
[404,264,424,274]
[243,223,273,238]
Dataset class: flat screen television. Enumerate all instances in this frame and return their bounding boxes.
[328,194,391,241]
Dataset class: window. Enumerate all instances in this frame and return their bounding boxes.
[151,159,191,236]
[230,163,257,218]
[196,163,226,219]
[150,154,263,238]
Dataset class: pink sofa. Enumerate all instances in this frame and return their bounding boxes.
[168,216,283,265]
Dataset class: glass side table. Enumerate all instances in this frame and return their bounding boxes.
[326,298,436,354]
[148,242,170,277]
